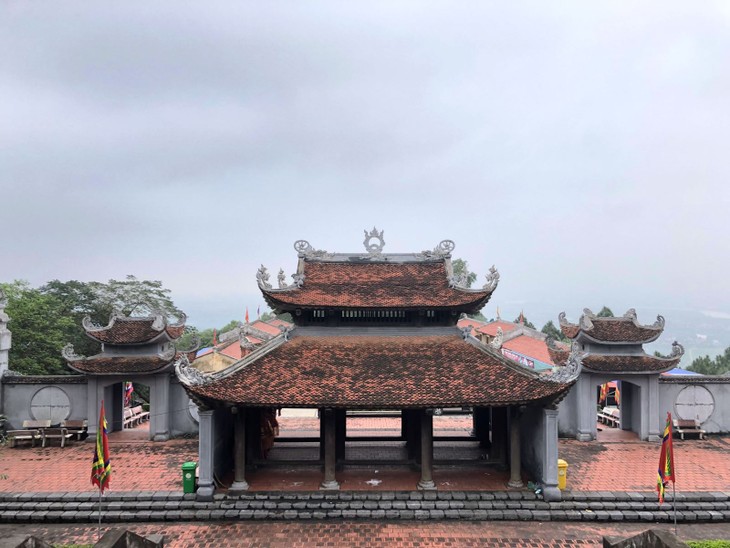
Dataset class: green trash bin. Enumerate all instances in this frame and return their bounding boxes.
[182,461,197,494]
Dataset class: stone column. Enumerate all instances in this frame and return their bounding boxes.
[229,407,249,494]
[320,408,340,490]
[507,408,524,488]
[0,289,11,378]
[541,408,561,501]
[647,376,661,442]
[576,374,595,441]
[151,373,170,441]
[417,409,436,490]
[197,409,216,501]
[335,409,346,469]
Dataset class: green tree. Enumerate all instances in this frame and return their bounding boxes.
[688,347,730,376]
[541,320,566,342]
[40,280,101,358]
[88,275,183,318]
[597,306,614,318]
[451,259,477,288]
[1,281,76,375]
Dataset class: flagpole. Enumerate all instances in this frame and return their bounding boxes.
[673,482,677,536]
[98,487,102,540]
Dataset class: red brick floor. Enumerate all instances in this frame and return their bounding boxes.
[2,416,730,493]
[4,521,730,547]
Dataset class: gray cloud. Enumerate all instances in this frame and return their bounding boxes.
[1,1,728,328]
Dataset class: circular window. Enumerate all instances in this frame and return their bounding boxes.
[675,386,714,423]
[188,399,200,423]
[30,387,71,424]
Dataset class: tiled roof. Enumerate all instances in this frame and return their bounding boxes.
[502,335,554,365]
[261,262,494,312]
[546,341,570,366]
[478,320,519,338]
[558,310,663,344]
[579,317,662,343]
[83,315,186,345]
[581,353,680,373]
[66,354,175,375]
[184,329,572,408]
[250,320,284,337]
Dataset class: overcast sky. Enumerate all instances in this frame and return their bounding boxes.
[1,1,729,329]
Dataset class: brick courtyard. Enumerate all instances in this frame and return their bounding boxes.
[2,415,730,493]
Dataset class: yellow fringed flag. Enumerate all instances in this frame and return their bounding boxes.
[657,412,675,504]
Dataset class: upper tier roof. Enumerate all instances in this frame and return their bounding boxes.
[558,308,664,345]
[176,326,580,409]
[82,313,186,345]
[257,234,499,313]
[546,338,684,374]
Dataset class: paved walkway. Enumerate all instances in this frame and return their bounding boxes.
[3,521,730,547]
[2,416,729,494]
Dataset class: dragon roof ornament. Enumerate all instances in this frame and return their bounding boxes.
[489,327,504,350]
[579,308,665,330]
[81,311,166,332]
[545,341,583,383]
[175,355,213,386]
[483,266,500,292]
[256,265,272,289]
[293,240,333,259]
[459,325,472,340]
[62,343,82,361]
[420,239,456,259]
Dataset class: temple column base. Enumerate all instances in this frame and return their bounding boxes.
[320,480,340,491]
[542,486,562,502]
[196,485,215,502]
[152,433,170,442]
[229,480,249,495]
[507,478,524,489]
[417,479,437,491]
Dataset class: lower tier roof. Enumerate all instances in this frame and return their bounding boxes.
[178,327,576,409]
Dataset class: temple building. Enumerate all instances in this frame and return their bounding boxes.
[62,312,198,440]
[551,308,684,442]
[175,230,582,501]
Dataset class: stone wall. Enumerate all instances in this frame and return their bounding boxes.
[659,376,730,434]
[0,374,88,429]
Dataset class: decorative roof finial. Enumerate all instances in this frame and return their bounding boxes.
[363,227,385,255]
[483,266,500,292]
[489,327,504,350]
[277,269,288,289]
[256,265,272,289]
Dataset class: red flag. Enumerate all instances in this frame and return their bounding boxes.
[91,400,111,493]
[212,328,218,346]
[657,412,675,504]
[245,307,249,324]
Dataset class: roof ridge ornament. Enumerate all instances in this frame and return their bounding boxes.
[420,239,456,259]
[489,327,504,350]
[61,343,82,361]
[277,269,288,289]
[175,355,212,386]
[460,325,472,340]
[483,266,500,292]
[294,240,332,259]
[653,315,666,329]
[546,341,583,383]
[363,227,385,256]
[256,265,272,289]
[670,340,685,358]
[623,308,637,320]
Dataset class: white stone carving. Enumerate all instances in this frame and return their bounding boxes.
[363,227,385,255]
[483,266,500,292]
[175,355,212,386]
[256,265,272,289]
[489,327,503,350]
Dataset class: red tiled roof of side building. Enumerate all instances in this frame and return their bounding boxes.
[185,331,572,408]
[250,320,284,336]
[476,320,519,337]
[261,262,494,311]
[502,335,554,365]
[581,353,681,373]
[67,354,174,374]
